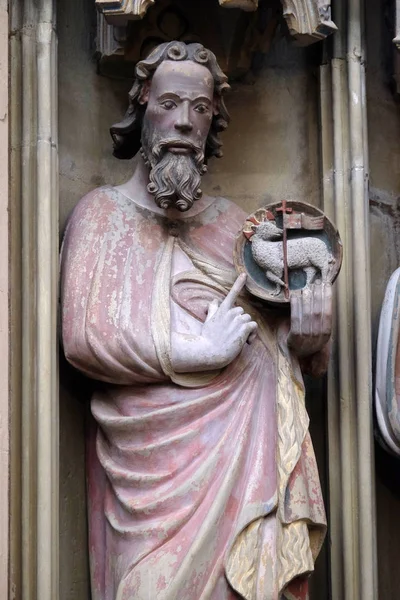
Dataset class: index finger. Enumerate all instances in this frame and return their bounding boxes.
[220,273,247,310]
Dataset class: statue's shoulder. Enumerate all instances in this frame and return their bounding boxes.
[211,195,246,215]
[202,195,247,228]
[70,185,126,218]
[66,185,141,232]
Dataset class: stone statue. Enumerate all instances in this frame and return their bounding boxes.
[60,41,331,600]
[375,267,400,456]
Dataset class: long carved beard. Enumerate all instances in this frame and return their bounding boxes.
[141,119,206,212]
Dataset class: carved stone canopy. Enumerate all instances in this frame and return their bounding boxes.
[96,0,337,46]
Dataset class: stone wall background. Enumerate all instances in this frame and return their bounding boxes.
[58,0,400,597]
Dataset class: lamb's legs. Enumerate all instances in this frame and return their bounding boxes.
[320,263,330,282]
[266,271,285,296]
[304,266,317,286]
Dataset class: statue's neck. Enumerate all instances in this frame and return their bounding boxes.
[114,153,215,220]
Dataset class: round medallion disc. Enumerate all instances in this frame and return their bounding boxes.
[234,200,343,304]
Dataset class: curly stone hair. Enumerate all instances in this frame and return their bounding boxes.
[110,41,231,160]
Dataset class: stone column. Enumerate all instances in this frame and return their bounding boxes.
[0,0,9,598]
[319,0,378,597]
[10,1,59,599]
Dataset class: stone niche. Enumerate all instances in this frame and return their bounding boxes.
[58,0,333,598]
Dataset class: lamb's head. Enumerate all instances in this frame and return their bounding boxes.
[251,220,283,240]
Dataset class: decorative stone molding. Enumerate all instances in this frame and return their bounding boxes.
[96,0,337,79]
[97,16,126,58]
[96,1,261,78]
[96,14,128,77]
[96,0,336,45]
[96,0,155,22]
[281,0,337,45]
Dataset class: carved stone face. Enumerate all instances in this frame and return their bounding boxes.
[140,60,215,211]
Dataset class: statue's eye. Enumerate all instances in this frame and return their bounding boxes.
[194,104,208,114]
[160,100,177,110]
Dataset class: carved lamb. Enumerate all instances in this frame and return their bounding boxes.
[251,220,335,296]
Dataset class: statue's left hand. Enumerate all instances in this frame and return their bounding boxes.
[287,282,332,358]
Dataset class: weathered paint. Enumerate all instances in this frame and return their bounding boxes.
[60,185,326,599]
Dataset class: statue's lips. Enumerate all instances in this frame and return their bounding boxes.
[165,142,194,155]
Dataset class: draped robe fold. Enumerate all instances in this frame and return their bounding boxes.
[375,267,400,455]
[60,186,326,600]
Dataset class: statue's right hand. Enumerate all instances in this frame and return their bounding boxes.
[200,274,258,368]
[170,274,257,373]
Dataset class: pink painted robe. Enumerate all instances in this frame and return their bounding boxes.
[60,186,326,600]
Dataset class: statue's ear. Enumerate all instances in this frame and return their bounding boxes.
[138,80,150,105]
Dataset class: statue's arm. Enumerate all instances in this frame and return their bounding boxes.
[60,195,106,377]
[171,274,257,373]
[287,282,332,377]
[60,190,132,383]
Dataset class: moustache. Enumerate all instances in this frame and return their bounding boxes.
[152,138,204,163]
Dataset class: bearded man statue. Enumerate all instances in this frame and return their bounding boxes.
[60,41,330,600]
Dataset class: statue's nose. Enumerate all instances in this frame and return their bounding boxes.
[174,102,193,133]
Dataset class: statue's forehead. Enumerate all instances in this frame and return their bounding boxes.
[150,60,214,99]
